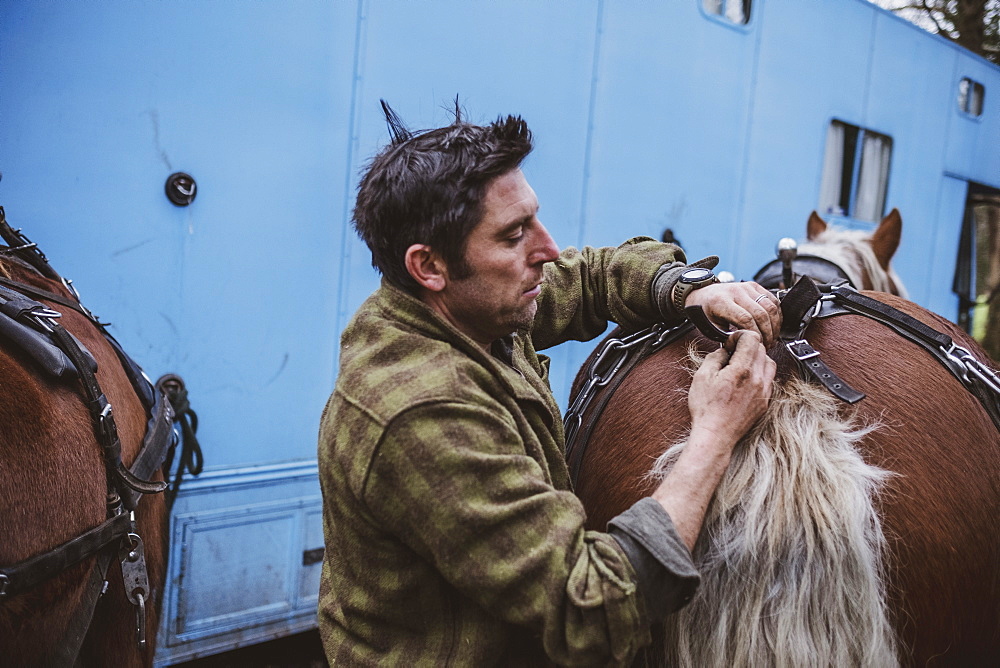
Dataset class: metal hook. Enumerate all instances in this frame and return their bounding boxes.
[134,591,147,649]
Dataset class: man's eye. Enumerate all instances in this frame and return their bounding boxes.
[507,228,524,242]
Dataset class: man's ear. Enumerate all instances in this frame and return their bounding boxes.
[404,244,448,292]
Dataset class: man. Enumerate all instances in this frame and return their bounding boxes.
[318,103,779,666]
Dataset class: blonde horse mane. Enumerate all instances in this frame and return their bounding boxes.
[799,225,908,297]
[647,361,899,666]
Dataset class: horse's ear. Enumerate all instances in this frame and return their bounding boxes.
[807,211,827,240]
[872,208,902,270]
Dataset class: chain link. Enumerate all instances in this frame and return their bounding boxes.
[564,321,691,450]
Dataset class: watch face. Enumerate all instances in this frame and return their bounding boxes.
[681,268,714,283]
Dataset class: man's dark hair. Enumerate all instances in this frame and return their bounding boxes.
[353,99,533,292]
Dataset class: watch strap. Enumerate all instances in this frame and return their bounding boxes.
[652,256,720,321]
[671,271,719,314]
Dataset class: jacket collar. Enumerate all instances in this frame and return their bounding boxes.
[374,280,547,407]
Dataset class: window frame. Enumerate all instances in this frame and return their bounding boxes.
[819,119,894,224]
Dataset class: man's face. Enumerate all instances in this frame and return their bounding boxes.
[434,169,560,347]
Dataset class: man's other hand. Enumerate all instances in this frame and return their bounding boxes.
[687,330,776,453]
[685,282,781,347]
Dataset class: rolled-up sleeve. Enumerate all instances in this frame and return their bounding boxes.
[608,498,701,622]
[363,400,653,665]
[532,238,686,350]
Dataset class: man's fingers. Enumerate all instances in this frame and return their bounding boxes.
[723,329,743,355]
[728,329,763,362]
[737,290,779,345]
[700,347,730,374]
[753,292,780,341]
[685,282,782,346]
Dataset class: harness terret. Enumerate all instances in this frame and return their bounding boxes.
[0,207,179,656]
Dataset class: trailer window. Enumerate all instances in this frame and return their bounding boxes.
[959,78,985,117]
[819,120,892,223]
[703,0,752,24]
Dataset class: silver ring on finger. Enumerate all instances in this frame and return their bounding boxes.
[754,294,769,305]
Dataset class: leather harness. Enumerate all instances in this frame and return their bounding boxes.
[0,207,178,655]
[564,265,1000,488]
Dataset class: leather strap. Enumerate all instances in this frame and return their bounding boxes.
[50,549,117,667]
[778,276,822,339]
[0,513,130,599]
[0,276,93,321]
[753,255,853,290]
[779,277,866,404]
[683,305,731,342]
[784,339,866,403]
[0,206,62,281]
[822,286,1000,430]
[564,322,694,487]
[829,287,952,349]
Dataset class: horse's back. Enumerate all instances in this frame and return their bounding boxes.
[572,293,1000,665]
[805,293,1000,664]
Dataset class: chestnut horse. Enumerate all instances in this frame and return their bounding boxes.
[571,218,1000,666]
[0,216,172,666]
[754,208,906,295]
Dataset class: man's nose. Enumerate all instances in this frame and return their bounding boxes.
[530,222,560,264]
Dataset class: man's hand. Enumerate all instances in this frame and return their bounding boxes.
[651,330,776,549]
[685,282,781,347]
[687,330,776,456]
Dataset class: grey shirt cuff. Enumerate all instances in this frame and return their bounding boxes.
[608,497,701,623]
[651,255,720,322]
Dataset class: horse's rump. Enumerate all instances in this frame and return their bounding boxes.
[0,257,167,666]
[573,292,1000,666]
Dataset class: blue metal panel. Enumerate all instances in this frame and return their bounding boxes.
[926,176,970,314]
[1,1,359,470]
[866,10,957,295]
[946,53,1000,186]
[559,1,759,403]
[156,463,322,665]
[1,2,354,660]
[738,0,877,281]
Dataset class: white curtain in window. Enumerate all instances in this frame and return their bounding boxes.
[819,122,845,216]
[971,83,985,116]
[725,0,749,24]
[704,0,750,24]
[855,133,891,222]
[704,0,723,16]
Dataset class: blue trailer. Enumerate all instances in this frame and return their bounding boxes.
[1,1,997,663]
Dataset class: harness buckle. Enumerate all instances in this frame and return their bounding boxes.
[786,339,820,361]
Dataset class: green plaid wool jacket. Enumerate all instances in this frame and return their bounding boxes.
[318,238,698,666]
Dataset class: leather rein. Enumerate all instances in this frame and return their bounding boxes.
[564,263,1000,488]
[0,207,178,654]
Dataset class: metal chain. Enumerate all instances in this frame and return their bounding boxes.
[943,343,1000,394]
[564,321,691,449]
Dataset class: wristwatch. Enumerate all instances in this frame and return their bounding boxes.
[671,267,719,314]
